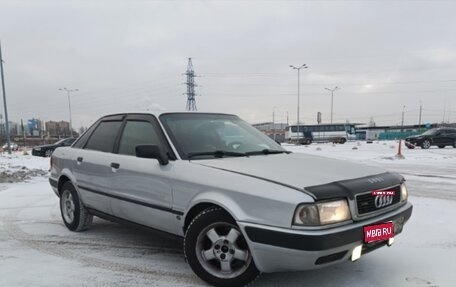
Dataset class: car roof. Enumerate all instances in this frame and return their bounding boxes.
[100,110,237,119]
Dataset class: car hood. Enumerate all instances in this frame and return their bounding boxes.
[34,144,57,149]
[193,153,403,200]
[406,135,422,140]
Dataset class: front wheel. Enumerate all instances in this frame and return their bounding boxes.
[184,208,259,287]
[421,140,431,149]
[60,182,93,231]
[438,145,445,149]
[44,149,53,157]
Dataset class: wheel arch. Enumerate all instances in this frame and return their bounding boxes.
[182,193,245,234]
[57,170,78,196]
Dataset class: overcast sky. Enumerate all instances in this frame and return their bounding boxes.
[1,0,455,128]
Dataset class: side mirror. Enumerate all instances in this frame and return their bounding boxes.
[135,145,169,165]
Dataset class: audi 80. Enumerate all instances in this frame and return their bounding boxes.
[49,112,413,287]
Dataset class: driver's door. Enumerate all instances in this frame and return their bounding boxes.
[107,115,178,234]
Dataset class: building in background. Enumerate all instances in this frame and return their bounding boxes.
[45,121,71,138]
[27,118,43,137]
[0,120,20,142]
[252,122,288,142]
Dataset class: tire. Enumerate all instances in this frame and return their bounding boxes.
[339,138,347,144]
[45,149,53,157]
[421,140,431,149]
[453,140,456,148]
[438,145,445,149]
[184,208,259,287]
[60,181,93,232]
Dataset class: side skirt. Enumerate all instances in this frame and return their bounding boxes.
[86,207,184,239]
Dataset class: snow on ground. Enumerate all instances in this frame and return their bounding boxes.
[285,141,456,201]
[0,150,49,186]
[0,142,455,287]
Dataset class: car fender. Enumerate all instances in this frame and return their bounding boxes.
[184,191,246,223]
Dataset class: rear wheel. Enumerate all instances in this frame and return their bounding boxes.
[184,208,259,287]
[438,145,445,149]
[60,182,93,231]
[421,140,431,149]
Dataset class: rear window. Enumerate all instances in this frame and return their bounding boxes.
[84,121,122,152]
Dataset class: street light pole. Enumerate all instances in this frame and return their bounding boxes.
[325,86,339,124]
[0,42,12,154]
[290,64,308,144]
[59,88,78,137]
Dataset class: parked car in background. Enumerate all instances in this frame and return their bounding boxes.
[405,128,456,149]
[2,142,19,151]
[49,112,412,287]
[32,138,75,157]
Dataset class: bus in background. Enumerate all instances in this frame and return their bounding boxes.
[286,123,357,144]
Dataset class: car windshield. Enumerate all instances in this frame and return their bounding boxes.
[422,129,438,136]
[160,113,287,160]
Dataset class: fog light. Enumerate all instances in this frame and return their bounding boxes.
[387,237,395,246]
[351,245,362,261]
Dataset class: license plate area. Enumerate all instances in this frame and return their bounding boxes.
[363,222,394,243]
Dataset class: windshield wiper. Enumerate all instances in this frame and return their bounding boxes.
[246,149,292,155]
[187,150,248,159]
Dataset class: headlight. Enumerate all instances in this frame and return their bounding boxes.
[35,147,41,151]
[400,183,408,201]
[294,199,351,226]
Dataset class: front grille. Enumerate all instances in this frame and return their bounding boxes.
[356,185,401,215]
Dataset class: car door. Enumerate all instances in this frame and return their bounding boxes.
[107,114,178,234]
[72,116,124,214]
[442,129,456,145]
[433,130,447,146]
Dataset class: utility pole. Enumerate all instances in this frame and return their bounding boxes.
[290,64,308,144]
[401,105,406,132]
[418,102,422,128]
[185,58,198,111]
[325,86,339,124]
[59,88,78,137]
[286,111,289,126]
[0,42,11,154]
[272,106,276,141]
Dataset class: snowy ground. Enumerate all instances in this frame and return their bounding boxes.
[0,143,455,287]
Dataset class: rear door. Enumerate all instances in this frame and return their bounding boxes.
[73,116,124,214]
[107,114,178,234]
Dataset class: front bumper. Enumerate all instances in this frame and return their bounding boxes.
[238,201,412,273]
[405,141,417,148]
[32,149,43,156]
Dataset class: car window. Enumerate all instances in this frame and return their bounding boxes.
[118,121,162,156]
[85,121,122,152]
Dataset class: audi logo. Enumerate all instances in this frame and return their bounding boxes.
[374,195,393,208]
[367,177,385,184]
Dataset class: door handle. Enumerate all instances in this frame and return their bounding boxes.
[77,157,83,162]
[110,162,120,169]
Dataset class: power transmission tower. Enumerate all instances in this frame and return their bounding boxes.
[185,58,198,111]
